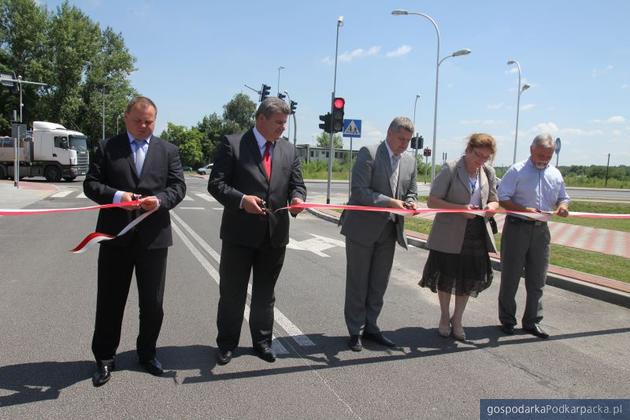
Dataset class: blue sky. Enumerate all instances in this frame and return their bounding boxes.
[42,0,629,166]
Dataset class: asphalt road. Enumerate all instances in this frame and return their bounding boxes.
[1,176,629,419]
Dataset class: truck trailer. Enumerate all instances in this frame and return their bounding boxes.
[0,121,89,182]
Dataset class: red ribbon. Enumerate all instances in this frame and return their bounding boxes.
[280,202,630,220]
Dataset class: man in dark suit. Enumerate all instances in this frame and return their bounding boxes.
[84,96,186,386]
[340,117,417,351]
[208,97,306,365]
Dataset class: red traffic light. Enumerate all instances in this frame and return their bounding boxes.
[333,97,345,109]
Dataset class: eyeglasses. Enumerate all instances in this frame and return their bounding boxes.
[471,148,492,162]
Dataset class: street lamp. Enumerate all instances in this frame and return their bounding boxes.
[277,66,285,95]
[392,9,471,181]
[507,60,530,164]
[283,90,298,147]
[326,15,344,204]
[412,94,421,161]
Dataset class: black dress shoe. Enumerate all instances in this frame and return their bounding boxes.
[523,324,549,339]
[500,323,515,335]
[254,344,276,363]
[92,359,115,387]
[362,331,397,348]
[348,335,362,352]
[216,348,233,365]
[139,358,164,376]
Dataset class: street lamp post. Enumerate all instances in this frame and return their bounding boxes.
[277,66,285,95]
[101,89,106,141]
[326,16,343,204]
[283,90,298,147]
[392,10,471,181]
[412,93,421,161]
[507,60,530,164]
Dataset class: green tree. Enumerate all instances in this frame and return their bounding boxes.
[223,92,255,130]
[316,132,343,149]
[0,0,49,131]
[0,0,136,144]
[160,122,188,147]
[177,128,204,168]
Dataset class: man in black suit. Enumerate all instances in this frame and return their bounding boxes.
[208,97,306,365]
[84,96,186,386]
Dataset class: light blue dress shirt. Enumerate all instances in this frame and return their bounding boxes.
[498,158,570,213]
[113,132,152,204]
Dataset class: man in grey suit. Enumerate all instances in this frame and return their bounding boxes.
[341,117,418,351]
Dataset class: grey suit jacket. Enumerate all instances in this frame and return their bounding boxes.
[340,142,417,248]
[426,157,498,254]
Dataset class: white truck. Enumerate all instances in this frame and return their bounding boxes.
[0,121,89,182]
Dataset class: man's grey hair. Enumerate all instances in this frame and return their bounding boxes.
[531,133,554,148]
[256,97,291,119]
[388,116,414,134]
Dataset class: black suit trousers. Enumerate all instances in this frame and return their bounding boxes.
[216,238,286,351]
[92,240,168,361]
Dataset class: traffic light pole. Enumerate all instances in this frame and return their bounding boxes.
[327,16,343,205]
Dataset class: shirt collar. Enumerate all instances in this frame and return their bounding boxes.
[384,140,398,160]
[127,131,152,144]
[253,127,273,149]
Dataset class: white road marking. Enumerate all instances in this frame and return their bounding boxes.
[50,190,73,198]
[182,195,194,201]
[76,192,87,199]
[178,207,205,210]
[171,219,288,354]
[195,193,216,202]
[171,213,321,352]
[287,233,346,257]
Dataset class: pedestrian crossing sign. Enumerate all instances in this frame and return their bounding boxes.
[342,119,361,138]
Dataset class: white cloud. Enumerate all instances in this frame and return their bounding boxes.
[526,122,604,137]
[606,116,626,124]
[487,103,504,110]
[322,45,381,64]
[338,46,381,63]
[460,119,501,126]
[521,104,536,111]
[592,64,614,78]
[385,45,412,58]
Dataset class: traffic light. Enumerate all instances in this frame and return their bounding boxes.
[318,112,332,132]
[290,100,297,115]
[278,92,286,100]
[411,135,424,149]
[331,97,345,133]
[260,84,271,102]
[423,148,432,157]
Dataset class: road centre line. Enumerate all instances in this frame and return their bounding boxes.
[171,211,316,346]
[171,218,288,355]
[171,211,314,346]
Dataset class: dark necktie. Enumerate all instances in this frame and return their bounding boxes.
[263,141,272,179]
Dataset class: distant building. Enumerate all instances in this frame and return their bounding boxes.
[296,144,359,164]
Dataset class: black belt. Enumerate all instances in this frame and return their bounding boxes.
[506,215,547,226]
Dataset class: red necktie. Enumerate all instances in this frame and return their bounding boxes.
[263,141,272,179]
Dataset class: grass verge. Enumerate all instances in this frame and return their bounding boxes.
[332,209,629,282]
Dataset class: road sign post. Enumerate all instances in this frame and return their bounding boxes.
[342,119,362,200]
